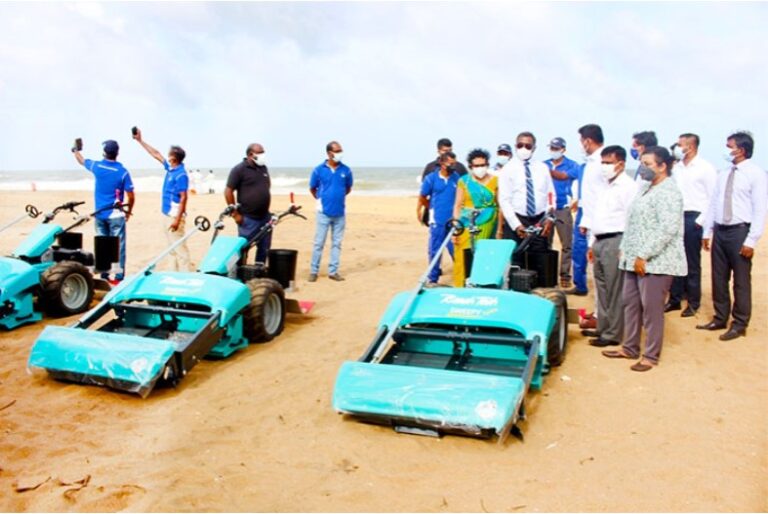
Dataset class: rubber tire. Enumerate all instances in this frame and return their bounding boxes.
[41,261,95,316]
[531,287,568,366]
[242,278,285,343]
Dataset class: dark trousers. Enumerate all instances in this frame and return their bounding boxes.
[238,214,272,264]
[571,208,588,293]
[548,208,573,280]
[711,224,752,330]
[669,211,703,309]
[622,271,673,364]
[502,212,550,253]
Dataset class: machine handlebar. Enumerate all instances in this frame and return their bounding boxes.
[25,205,40,218]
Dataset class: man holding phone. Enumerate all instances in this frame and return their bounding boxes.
[132,127,192,271]
[71,137,135,284]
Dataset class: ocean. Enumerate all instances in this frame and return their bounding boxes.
[0,166,423,196]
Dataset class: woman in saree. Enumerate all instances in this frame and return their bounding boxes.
[452,148,504,287]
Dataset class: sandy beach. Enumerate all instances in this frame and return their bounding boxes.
[0,190,765,512]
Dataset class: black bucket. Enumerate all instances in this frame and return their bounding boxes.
[57,232,82,250]
[267,249,298,289]
[94,236,119,272]
[525,250,559,288]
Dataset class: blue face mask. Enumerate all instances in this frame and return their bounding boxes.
[630,148,640,161]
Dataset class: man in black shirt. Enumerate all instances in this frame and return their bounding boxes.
[225,143,272,263]
[420,138,467,224]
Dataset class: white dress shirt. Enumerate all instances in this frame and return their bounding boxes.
[702,159,768,248]
[672,154,717,226]
[498,156,555,229]
[577,146,605,230]
[581,172,638,247]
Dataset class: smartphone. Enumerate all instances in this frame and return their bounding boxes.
[131,126,138,136]
[74,138,83,151]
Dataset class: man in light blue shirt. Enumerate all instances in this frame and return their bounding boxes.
[308,141,353,282]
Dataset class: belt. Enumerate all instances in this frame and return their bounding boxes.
[683,211,701,216]
[515,212,545,223]
[715,222,750,231]
[595,231,623,241]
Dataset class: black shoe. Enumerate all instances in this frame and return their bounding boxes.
[719,327,746,341]
[589,337,620,347]
[696,320,727,331]
[581,329,600,338]
[564,287,588,296]
[328,273,345,282]
[681,306,697,318]
[664,302,682,313]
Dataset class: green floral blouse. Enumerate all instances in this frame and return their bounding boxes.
[619,177,687,276]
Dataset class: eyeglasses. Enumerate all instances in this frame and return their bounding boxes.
[516,143,533,150]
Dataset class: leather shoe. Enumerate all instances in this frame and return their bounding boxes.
[664,302,682,313]
[719,327,746,341]
[581,329,600,338]
[696,320,727,331]
[564,287,588,296]
[681,306,697,318]
[589,337,620,347]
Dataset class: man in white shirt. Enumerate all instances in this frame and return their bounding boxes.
[498,131,555,254]
[697,132,767,341]
[579,146,638,347]
[666,133,717,317]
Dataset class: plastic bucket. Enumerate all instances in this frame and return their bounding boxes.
[94,236,119,272]
[268,249,298,289]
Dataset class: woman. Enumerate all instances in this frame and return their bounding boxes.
[452,148,504,287]
[602,146,686,371]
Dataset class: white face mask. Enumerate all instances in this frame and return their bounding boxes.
[601,163,618,181]
[332,152,343,163]
[723,149,737,163]
[517,147,533,161]
[550,150,564,160]
[673,146,686,160]
[253,153,266,166]
[471,166,488,179]
[496,155,510,166]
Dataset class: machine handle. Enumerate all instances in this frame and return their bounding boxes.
[25,205,40,218]
[445,218,465,236]
[194,216,211,232]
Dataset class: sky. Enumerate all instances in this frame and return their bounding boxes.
[0,1,767,171]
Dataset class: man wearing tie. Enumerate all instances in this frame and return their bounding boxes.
[697,132,767,340]
[498,131,555,252]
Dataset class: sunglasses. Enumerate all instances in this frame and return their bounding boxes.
[516,143,534,150]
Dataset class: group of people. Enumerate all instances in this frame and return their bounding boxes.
[417,128,766,372]
[71,131,353,284]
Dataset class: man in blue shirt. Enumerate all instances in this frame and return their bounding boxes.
[72,139,135,283]
[133,128,192,271]
[543,137,581,288]
[308,141,354,282]
[417,151,458,285]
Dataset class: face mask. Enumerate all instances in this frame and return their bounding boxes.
[253,154,266,166]
[630,148,640,161]
[496,155,510,166]
[471,166,488,179]
[723,149,737,163]
[673,146,686,160]
[550,150,564,160]
[601,163,618,181]
[517,148,533,161]
[332,152,343,163]
[637,164,655,181]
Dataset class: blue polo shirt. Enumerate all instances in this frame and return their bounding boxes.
[309,161,353,217]
[420,170,458,225]
[161,160,189,216]
[543,155,580,209]
[83,159,134,220]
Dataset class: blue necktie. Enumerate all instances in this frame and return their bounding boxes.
[525,161,536,216]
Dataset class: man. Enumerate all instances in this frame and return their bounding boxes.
[420,138,468,225]
[72,139,135,283]
[666,133,717,316]
[309,141,354,282]
[225,143,272,264]
[630,131,658,180]
[697,132,767,340]
[543,137,581,288]
[133,128,192,272]
[498,131,555,252]
[206,170,216,194]
[579,146,638,347]
[493,143,513,174]
[417,152,458,285]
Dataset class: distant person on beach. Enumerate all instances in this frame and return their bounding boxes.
[308,141,353,282]
[417,151,458,286]
[452,148,502,287]
[543,137,580,289]
[132,128,192,271]
[420,138,468,225]
[71,138,134,283]
[225,143,272,264]
[698,132,767,341]
[630,131,658,180]
[206,170,216,194]
[666,133,717,317]
[493,143,513,174]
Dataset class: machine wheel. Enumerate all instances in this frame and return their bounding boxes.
[41,261,94,316]
[531,288,568,366]
[243,278,285,343]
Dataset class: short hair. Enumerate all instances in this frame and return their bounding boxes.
[601,145,627,162]
[438,151,456,163]
[642,145,675,176]
[104,150,118,160]
[437,138,453,149]
[578,124,604,144]
[633,131,658,148]
[169,145,186,163]
[245,144,259,156]
[728,131,754,159]
[325,140,341,153]
[516,131,536,145]
[466,148,490,165]
[679,133,700,149]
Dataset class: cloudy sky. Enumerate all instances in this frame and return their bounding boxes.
[0,1,766,171]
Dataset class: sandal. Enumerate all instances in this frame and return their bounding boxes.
[630,361,655,372]
[602,350,635,359]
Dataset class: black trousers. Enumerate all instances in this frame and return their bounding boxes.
[502,212,551,253]
[669,211,703,309]
[711,224,752,330]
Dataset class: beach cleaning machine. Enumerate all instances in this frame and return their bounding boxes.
[332,215,568,443]
[28,199,310,397]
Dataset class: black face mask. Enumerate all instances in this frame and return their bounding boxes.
[636,165,655,181]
